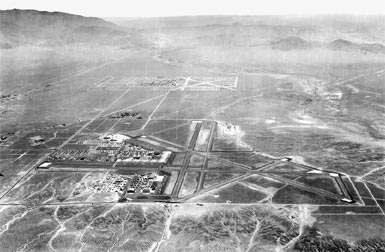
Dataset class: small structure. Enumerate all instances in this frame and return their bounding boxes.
[341,198,354,203]
[38,162,52,169]
[99,134,130,143]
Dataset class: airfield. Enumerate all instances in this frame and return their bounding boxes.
[1,11,385,250]
[0,50,384,251]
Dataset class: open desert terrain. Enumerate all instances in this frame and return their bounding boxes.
[0,9,384,251]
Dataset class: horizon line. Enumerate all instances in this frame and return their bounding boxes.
[2,8,385,19]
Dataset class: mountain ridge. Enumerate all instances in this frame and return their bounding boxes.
[0,9,135,48]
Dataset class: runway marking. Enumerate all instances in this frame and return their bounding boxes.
[140,90,174,130]
[149,122,190,136]
[13,152,27,162]
[181,77,190,90]
[184,77,238,91]
[233,76,239,88]
[103,92,169,118]
[106,118,122,133]
[91,117,108,132]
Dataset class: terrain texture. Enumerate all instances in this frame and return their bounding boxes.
[0,10,384,252]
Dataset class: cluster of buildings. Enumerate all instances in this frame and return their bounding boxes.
[98,141,122,147]
[323,91,343,115]
[325,92,343,102]
[48,133,171,165]
[0,93,17,104]
[0,132,14,144]
[139,78,179,87]
[118,143,161,162]
[107,111,142,119]
[28,136,46,146]
[90,172,166,198]
[50,149,90,161]
[91,173,128,195]
[218,122,240,136]
[50,134,128,162]
[125,173,165,195]
[96,146,121,155]
[95,140,124,155]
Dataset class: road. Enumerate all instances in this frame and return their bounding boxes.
[0,152,51,200]
[0,61,136,201]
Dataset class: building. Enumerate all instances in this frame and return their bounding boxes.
[96,146,120,155]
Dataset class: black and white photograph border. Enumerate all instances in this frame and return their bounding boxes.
[0,0,384,251]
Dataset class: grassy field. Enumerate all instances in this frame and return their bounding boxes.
[272,185,341,205]
[179,172,199,198]
[297,175,341,195]
[194,121,212,151]
[314,215,385,242]
[189,154,205,167]
[198,182,267,203]
[203,173,241,189]
[143,119,190,135]
[245,174,285,187]
[170,152,186,166]
[211,152,271,169]
[207,159,239,171]
[153,123,194,147]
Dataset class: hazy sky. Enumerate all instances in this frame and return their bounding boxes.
[1,0,384,17]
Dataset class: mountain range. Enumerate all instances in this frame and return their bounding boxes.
[0,9,384,55]
[269,36,385,53]
[0,9,139,48]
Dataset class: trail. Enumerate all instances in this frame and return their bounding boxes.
[105,79,204,119]
[149,122,190,136]
[0,154,47,201]
[153,205,172,252]
[6,53,136,95]
[58,86,132,148]
[359,166,385,180]
[103,92,168,118]
[141,89,173,130]
[335,68,385,86]
[0,208,28,236]
[24,178,56,201]
[13,151,27,162]
[283,205,308,250]
[245,220,260,252]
